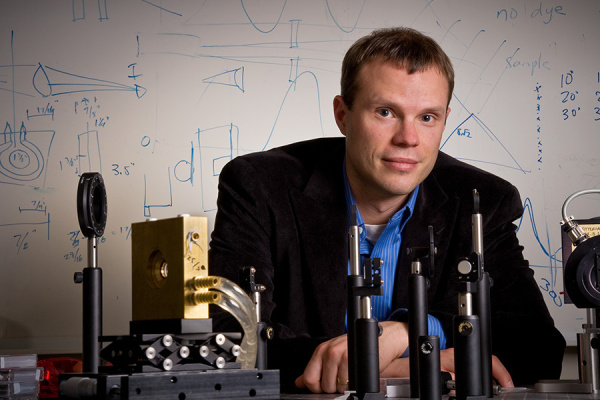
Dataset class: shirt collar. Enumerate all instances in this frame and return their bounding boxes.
[343,161,419,240]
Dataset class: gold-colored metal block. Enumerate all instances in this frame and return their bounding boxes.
[131,216,209,321]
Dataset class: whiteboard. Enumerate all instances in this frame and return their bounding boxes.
[0,0,598,354]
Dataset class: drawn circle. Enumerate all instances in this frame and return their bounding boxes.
[9,149,31,169]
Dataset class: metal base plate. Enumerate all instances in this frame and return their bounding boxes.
[535,379,593,394]
[61,369,280,399]
[122,369,279,399]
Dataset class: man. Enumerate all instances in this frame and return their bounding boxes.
[209,27,565,394]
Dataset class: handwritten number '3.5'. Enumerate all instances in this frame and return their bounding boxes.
[112,163,134,176]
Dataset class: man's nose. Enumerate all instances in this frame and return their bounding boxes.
[392,120,419,146]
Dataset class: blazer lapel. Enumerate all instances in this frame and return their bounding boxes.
[290,142,349,335]
[393,170,458,308]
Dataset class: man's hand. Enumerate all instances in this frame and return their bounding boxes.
[294,321,409,393]
[295,321,514,394]
[381,348,514,389]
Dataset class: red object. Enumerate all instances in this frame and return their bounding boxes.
[37,357,82,398]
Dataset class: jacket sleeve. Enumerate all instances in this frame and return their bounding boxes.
[422,176,565,385]
[208,156,325,391]
[472,184,565,385]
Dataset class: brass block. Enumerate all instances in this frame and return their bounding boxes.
[131,216,209,321]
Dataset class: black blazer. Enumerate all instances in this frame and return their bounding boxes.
[209,137,565,390]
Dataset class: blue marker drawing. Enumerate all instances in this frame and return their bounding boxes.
[241,0,287,33]
[72,0,109,22]
[78,124,102,175]
[0,123,55,187]
[19,199,48,215]
[450,31,508,114]
[440,94,528,174]
[518,198,562,275]
[33,63,146,99]
[144,168,173,217]
[174,141,195,185]
[326,0,366,33]
[202,67,245,92]
[0,32,55,188]
[261,69,324,151]
[0,122,45,181]
[26,103,55,121]
[141,0,183,17]
[289,20,301,48]
[0,212,51,241]
[516,197,564,307]
[197,124,239,212]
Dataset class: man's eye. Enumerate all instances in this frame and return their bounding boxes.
[422,115,433,122]
[378,109,391,117]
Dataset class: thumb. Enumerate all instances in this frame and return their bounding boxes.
[295,375,307,389]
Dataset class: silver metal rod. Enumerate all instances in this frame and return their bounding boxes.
[360,296,372,319]
[253,292,261,322]
[88,237,98,268]
[472,213,483,256]
[587,308,597,329]
[472,189,483,257]
[411,260,422,275]
[458,292,473,316]
[349,225,361,276]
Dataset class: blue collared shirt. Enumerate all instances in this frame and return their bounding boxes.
[343,167,446,353]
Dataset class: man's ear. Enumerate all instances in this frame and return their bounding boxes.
[333,95,349,136]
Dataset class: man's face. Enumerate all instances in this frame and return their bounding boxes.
[334,61,451,207]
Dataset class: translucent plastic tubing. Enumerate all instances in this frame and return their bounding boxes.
[190,276,257,370]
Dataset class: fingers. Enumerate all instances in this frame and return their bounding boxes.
[295,345,325,393]
[296,322,409,393]
[334,354,350,393]
[491,355,514,388]
[320,340,347,393]
[297,321,411,393]
[294,355,323,393]
[295,336,350,393]
[439,349,513,389]
[296,335,514,395]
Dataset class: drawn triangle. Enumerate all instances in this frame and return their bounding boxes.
[202,67,244,92]
[440,109,528,174]
[33,63,135,97]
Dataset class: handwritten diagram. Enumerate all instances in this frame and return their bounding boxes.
[0,0,598,353]
[33,64,146,99]
[0,122,47,181]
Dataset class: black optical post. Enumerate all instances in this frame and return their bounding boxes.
[346,206,385,400]
[408,226,442,400]
[471,190,493,398]
[75,172,107,374]
[453,189,492,400]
